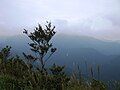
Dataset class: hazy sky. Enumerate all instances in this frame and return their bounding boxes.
[0,0,120,40]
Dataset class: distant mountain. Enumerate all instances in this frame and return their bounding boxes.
[53,34,120,55]
[101,55,120,80]
[0,34,120,80]
[1,34,120,55]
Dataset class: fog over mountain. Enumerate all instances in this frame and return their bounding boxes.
[0,0,120,40]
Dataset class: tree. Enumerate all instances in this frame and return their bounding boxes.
[23,22,57,73]
[49,63,70,89]
[0,46,11,62]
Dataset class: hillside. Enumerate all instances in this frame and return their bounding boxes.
[0,34,120,80]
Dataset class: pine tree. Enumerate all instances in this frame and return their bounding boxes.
[23,22,57,73]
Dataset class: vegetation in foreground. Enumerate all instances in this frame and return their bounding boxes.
[0,22,119,90]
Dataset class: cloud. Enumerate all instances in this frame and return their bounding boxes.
[0,0,120,40]
[106,14,120,26]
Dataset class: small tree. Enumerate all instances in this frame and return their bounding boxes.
[0,46,11,62]
[23,22,57,73]
[49,64,70,89]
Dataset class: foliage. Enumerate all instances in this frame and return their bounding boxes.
[90,79,106,90]
[49,63,70,89]
[0,46,11,62]
[0,22,115,90]
[23,22,56,72]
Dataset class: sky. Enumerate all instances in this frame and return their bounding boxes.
[0,0,120,40]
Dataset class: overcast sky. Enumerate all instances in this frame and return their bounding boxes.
[0,0,120,40]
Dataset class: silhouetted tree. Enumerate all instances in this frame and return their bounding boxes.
[23,22,57,73]
[0,46,11,62]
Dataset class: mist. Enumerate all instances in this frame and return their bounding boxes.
[0,0,120,40]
